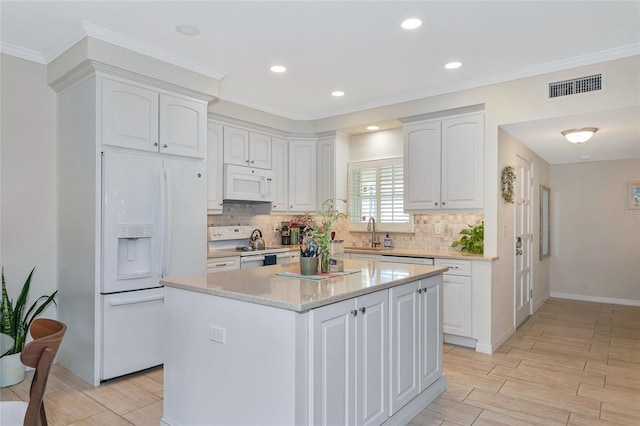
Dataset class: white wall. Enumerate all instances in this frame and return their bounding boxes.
[550,159,640,304]
[0,54,58,316]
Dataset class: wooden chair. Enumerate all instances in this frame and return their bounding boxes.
[0,318,67,426]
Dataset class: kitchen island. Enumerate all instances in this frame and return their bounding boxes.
[160,259,448,426]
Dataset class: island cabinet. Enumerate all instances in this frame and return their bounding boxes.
[310,290,388,426]
[389,278,442,414]
[161,261,446,426]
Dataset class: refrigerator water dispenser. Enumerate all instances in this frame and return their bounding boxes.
[116,224,153,279]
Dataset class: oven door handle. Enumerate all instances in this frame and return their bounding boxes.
[243,255,266,262]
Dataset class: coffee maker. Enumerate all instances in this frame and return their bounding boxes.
[280,222,291,245]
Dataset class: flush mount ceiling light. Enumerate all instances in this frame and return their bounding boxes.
[270,65,287,73]
[367,125,379,131]
[176,24,200,36]
[445,61,462,69]
[401,18,422,30]
[331,91,345,97]
[561,127,598,143]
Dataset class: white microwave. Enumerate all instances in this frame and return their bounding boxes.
[223,164,274,203]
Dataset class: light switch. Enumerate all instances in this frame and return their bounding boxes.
[434,223,442,234]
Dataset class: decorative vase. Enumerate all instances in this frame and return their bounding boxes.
[320,252,330,273]
[0,353,26,387]
[300,256,319,275]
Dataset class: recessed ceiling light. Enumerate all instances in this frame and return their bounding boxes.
[176,24,200,36]
[445,61,462,70]
[401,18,422,30]
[331,91,345,97]
[367,125,379,131]
[270,65,287,73]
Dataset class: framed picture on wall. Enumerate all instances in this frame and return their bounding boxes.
[629,181,640,209]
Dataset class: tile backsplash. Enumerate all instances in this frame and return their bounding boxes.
[208,202,483,252]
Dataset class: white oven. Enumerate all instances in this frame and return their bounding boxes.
[208,226,291,270]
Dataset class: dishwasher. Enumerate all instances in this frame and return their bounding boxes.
[380,255,434,265]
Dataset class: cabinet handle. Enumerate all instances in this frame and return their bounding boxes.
[359,307,366,314]
[215,263,228,267]
[163,144,168,148]
[273,205,277,208]
[435,202,438,206]
[442,202,446,205]
[246,160,250,163]
[251,160,255,164]
[351,309,358,317]
[417,288,423,294]
[290,205,293,209]
[153,142,158,147]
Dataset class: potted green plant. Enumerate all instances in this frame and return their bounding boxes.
[451,222,484,255]
[0,267,58,387]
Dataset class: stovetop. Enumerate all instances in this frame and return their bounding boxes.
[207,225,289,256]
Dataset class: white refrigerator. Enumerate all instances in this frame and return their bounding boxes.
[100,150,205,380]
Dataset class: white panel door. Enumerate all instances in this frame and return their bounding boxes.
[310,298,356,426]
[420,280,442,391]
[102,78,159,152]
[442,275,472,336]
[441,114,484,209]
[317,137,335,208]
[223,126,250,166]
[159,94,206,158]
[163,157,207,278]
[515,155,533,326]
[271,137,288,212]
[288,139,317,212]
[388,280,419,414]
[404,122,441,210]
[249,132,272,169]
[207,121,224,213]
[356,291,388,426]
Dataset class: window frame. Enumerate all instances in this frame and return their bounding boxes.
[347,157,414,233]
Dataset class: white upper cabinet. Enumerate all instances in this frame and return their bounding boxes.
[271,137,288,212]
[288,139,317,213]
[223,126,272,169]
[102,78,206,158]
[207,121,224,214]
[316,133,349,213]
[404,113,484,211]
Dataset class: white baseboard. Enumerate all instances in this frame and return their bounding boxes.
[550,292,640,307]
[443,334,476,349]
[473,325,516,355]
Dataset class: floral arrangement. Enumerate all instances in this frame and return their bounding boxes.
[300,200,347,270]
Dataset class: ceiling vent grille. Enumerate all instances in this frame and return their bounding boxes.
[548,74,602,99]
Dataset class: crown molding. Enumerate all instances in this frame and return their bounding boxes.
[0,42,46,64]
[82,22,227,80]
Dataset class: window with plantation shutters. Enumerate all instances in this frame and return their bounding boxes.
[348,157,412,232]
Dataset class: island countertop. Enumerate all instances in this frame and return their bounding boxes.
[161,259,447,312]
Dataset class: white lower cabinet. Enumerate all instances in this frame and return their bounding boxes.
[389,276,443,414]
[310,290,388,426]
[435,259,472,337]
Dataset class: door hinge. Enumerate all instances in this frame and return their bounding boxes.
[530,289,533,298]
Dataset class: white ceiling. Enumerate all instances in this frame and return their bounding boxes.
[1,1,639,164]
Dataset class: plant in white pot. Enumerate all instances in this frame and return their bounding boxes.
[0,267,58,387]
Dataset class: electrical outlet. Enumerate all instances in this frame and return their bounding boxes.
[434,223,442,234]
[209,326,226,343]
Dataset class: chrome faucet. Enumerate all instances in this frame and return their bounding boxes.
[367,217,380,247]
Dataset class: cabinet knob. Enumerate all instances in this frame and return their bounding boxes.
[359,307,366,314]
[163,144,168,148]
[153,142,158,147]
[442,202,446,205]
[290,205,293,208]
[434,202,438,206]
[251,160,255,164]
[351,309,358,317]
[417,288,423,294]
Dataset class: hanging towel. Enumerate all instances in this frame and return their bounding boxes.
[263,254,277,266]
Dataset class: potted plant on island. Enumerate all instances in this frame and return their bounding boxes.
[451,222,484,255]
[301,199,347,273]
[0,267,58,387]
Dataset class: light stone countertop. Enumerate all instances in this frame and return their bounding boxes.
[208,246,497,261]
[162,259,448,312]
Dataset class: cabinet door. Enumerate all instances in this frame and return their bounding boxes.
[441,114,484,209]
[249,132,272,169]
[223,126,250,166]
[317,137,335,208]
[356,291,388,426]
[207,122,223,213]
[310,298,356,426]
[271,137,288,212]
[102,78,159,152]
[419,279,442,391]
[159,94,206,158]
[388,281,420,414]
[288,139,317,213]
[404,121,441,210]
[442,274,472,336]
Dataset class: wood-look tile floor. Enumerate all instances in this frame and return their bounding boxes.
[1,298,639,425]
